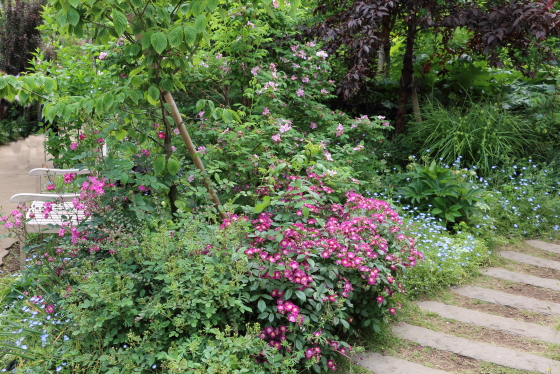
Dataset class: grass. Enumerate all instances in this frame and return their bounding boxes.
[407,101,536,176]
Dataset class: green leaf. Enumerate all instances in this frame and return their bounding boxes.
[302,206,309,219]
[161,78,174,92]
[194,14,207,32]
[183,26,197,45]
[254,201,270,214]
[56,9,67,27]
[102,94,114,111]
[174,200,187,210]
[124,44,141,56]
[431,208,443,215]
[128,66,144,77]
[141,31,154,50]
[120,173,129,185]
[67,7,80,26]
[153,156,166,175]
[294,290,306,302]
[284,289,293,300]
[147,85,160,105]
[151,32,168,54]
[167,157,180,175]
[218,7,228,19]
[195,99,206,111]
[191,0,203,16]
[206,0,219,11]
[68,0,79,7]
[257,300,266,313]
[167,27,183,48]
[114,129,127,141]
[262,4,277,19]
[112,10,128,36]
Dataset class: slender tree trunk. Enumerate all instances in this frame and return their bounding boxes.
[162,91,225,220]
[160,94,179,217]
[378,46,385,74]
[411,81,422,123]
[395,4,418,135]
[378,15,392,78]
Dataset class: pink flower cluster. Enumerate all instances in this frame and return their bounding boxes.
[258,325,288,350]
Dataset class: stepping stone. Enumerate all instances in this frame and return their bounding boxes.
[481,267,560,292]
[392,323,560,373]
[500,251,560,271]
[353,352,451,373]
[453,286,560,316]
[526,240,560,255]
[418,301,560,345]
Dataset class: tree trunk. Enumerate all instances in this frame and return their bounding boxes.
[394,5,418,135]
[160,94,179,217]
[379,15,392,78]
[411,82,422,123]
[162,91,225,220]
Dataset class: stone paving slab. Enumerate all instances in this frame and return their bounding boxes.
[392,323,560,373]
[453,286,560,316]
[526,240,560,255]
[481,267,560,292]
[353,352,451,374]
[500,251,560,271]
[0,135,49,265]
[418,301,560,345]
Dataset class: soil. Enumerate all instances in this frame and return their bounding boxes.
[0,241,22,277]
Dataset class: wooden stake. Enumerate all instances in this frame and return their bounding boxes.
[162,91,225,220]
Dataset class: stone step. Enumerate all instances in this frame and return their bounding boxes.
[0,135,48,265]
[353,352,451,374]
[501,251,560,271]
[481,267,560,292]
[453,286,560,316]
[392,323,560,373]
[526,240,560,255]
[418,300,560,345]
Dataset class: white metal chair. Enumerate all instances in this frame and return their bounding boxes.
[10,168,91,261]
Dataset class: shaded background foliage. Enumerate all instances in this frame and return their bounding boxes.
[0,0,45,75]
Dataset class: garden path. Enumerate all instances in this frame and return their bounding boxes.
[0,134,51,265]
[354,240,560,374]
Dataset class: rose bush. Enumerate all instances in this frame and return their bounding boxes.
[1,170,420,373]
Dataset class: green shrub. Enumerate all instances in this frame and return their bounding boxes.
[409,101,536,176]
[0,172,422,373]
[397,160,484,227]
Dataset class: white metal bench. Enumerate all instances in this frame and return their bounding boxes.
[10,168,91,261]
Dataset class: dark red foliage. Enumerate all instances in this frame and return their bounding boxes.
[0,0,45,75]
[310,0,560,133]
[441,0,560,77]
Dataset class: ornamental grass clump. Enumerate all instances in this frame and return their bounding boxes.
[232,172,422,372]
